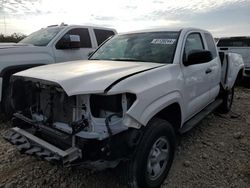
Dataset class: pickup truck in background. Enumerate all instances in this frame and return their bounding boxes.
[217,36,250,81]
[0,24,116,116]
[4,28,244,188]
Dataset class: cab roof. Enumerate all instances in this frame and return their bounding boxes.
[119,27,210,35]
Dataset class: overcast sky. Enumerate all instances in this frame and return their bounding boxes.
[0,0,249,37]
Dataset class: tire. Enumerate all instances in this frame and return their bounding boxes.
[2,85,14,119]
[235,70,243,86]
[219,87,234,113]
[119,118,176,188]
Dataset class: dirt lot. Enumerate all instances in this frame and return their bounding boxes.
[0,87,249,188]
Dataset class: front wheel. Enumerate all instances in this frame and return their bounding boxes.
[219,87,234,113]
[120,118,176,188]
[2,85,14,119]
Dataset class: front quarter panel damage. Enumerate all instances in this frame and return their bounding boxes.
[7,75,143,167]
[10,75,137,140]
[7,62,183,168]
[107,64,184,126]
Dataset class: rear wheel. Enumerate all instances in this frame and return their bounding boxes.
[119,118,176,188]
[219,87,234,113]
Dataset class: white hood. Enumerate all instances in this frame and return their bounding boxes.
[0,43,54,72]
[0,43,32,49]
[14,60,163,96]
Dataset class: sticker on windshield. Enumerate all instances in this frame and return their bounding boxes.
[151,39,176,45]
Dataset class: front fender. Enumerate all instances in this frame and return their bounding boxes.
[127,91,183,126]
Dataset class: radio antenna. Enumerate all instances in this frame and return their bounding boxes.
[4,15,6,34]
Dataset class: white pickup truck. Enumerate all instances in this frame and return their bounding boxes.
[4,28,243,188]
[0,24,116,116]
[217,36,250,80]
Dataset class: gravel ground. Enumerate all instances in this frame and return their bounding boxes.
[0,86,249,188]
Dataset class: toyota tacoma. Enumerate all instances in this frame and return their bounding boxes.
[4,28,243,188]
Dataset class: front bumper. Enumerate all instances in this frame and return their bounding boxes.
[4,127,82,165]
[3,112,133,169]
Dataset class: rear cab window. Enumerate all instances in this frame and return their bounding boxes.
[94,29,115,46]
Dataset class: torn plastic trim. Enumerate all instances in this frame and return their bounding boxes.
[123,114,142,129]
[13,111,128,141]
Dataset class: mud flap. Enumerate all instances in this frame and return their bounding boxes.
[3,127,82,165]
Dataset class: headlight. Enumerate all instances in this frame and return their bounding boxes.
[89,93,136,118]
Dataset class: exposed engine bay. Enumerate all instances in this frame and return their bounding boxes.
[5,76,138,167]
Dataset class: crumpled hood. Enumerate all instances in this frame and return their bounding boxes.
[14,60,163,95]
[0,43,32,49]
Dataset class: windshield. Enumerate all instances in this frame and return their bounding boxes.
[90,31,179,64]
[19,27,63,46]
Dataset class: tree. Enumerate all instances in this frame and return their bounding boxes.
[0,33,26,43]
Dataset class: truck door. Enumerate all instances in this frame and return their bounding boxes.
[53,28,95,62]
[182,32,212,121]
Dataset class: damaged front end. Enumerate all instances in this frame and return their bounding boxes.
[4,76,139,169]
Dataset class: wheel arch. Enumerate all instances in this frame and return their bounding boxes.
[137,95,183,134]
[235,68,244,85]
[152,102,182,134]
[134,90,183,131]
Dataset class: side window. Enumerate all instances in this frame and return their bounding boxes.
[205,33,217,58]
[184,33,204,56]
[56,28,92,49]
[94,29,115,46]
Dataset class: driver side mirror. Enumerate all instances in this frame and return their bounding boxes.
[56,34,81,49]
[184,50,213,66]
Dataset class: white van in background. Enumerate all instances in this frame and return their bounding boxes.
[217,37,250,79]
